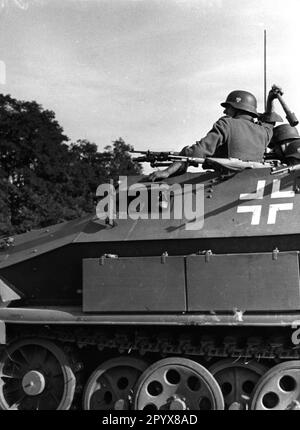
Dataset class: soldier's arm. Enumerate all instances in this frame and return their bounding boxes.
[258,86,283,146]
[148,160,187,181]
[180,117,229,158]
[149,118,229,181]
[260,85,283,124]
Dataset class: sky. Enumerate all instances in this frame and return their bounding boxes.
[0,0,300,171]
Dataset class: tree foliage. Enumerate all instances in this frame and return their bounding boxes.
[0,94,142,236]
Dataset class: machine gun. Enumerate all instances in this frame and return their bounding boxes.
[131,150,272,172]
[131,150,205,167]
[271,164,300,175]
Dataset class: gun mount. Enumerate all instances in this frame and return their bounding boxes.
[131,150,204,167]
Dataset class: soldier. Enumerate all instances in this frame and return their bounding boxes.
[283,140,300,166]
[267,124,300,164]
[149,86,282,181]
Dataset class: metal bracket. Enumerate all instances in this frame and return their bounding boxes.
[0,321,6,344]
[161,251,168,264]
[272,247,280,261]
[196,250,213,262]
[0,236,14,250]
[99,254,119,265]
[0,276,21,303]
[105,217,117,228]
[233,308,244,322]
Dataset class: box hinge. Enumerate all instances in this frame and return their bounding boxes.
[161,251,168,264]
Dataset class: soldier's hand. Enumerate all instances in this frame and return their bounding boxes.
[148,170,170,182]
[270,84,283,99]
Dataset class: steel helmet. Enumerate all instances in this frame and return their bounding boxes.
[221,90,258,116]
[284,140,300,159]
[271,124,300,144]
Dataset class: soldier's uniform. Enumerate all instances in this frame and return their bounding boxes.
[149,87,282,182]
[180,114,273,162]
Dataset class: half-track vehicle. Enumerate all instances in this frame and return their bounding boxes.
[1,157,300,410]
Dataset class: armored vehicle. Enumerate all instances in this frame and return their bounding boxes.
[1,160,300,410]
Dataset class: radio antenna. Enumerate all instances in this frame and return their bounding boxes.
[264,29,267,111]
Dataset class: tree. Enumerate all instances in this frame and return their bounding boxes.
[0,94,72,234]
[0,94,142,236]
[102,138,142,184]
[0,176,13,236]
[0,94,69,181]
[68,138,142,211]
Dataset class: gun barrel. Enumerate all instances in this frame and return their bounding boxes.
[132,157,147,162]
[150,162,173,167]
[131,150,204,166]
[170,155,205,164]
[271,164,300,175]
[277,94,299,126]
[131,150,179,155]
[271,167,289,175]
[131,150,148,154]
